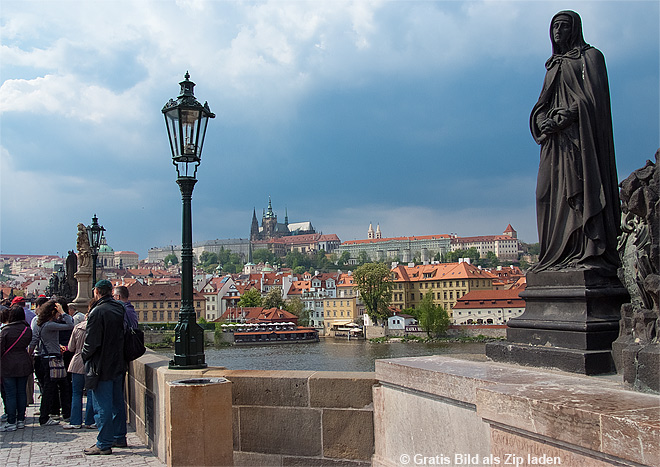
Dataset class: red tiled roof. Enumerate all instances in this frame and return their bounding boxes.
[453,286,526,309]
[391,262,494,282]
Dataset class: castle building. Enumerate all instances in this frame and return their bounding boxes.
[250,197,315,241]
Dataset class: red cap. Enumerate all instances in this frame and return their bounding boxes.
[11,296,26,305]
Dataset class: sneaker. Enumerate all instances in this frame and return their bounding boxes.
[84,423,97,429]
[42,418,60,426]
[17,421,25,429]
[84,445,112,455]
[112,439,128,448]
[0,423,17,432]
[50,415,61,420]
[63,423,82,429]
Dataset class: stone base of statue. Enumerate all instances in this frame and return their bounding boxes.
[72,269,93,311]
[486,269,629,375]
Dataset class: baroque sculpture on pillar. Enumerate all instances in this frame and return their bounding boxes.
[487,11,629,374]
[73,223,94,309]
[612,151,659,392]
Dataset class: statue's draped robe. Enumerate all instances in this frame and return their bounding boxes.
[530,11,620,273]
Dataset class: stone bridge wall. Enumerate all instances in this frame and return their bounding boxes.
[126,350,375,466]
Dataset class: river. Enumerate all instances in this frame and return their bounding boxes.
[155,339,487,372]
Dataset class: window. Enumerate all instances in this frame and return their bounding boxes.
[160,302,164,309]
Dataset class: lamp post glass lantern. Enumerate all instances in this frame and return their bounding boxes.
[86,214,105,288]
[163,72,214,369]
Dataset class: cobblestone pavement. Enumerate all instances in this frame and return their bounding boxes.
[1,400,165,466]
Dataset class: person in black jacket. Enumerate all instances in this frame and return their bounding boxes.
[81,280,126,455]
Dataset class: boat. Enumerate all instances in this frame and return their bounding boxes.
[220,322,319,345]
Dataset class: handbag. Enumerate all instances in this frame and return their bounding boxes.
[47,354,67,380]
[124,326,146,362]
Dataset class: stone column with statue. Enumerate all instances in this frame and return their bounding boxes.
[72,222,94,309]
[487,11,629,374]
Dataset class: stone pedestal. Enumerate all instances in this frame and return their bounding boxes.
[486,269,629,375]
[166,377,233,466]
[72,269,93,310]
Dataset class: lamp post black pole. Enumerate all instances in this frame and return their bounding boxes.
[170,176,206,369]
[163,72,213,370]
[87,214,104,289]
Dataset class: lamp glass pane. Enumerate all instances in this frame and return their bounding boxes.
[181,109,200,159]
[165,109,180,160]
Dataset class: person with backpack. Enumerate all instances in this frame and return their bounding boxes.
[81,280,126,455]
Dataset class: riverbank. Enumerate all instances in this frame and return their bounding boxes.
[368,334,505,344]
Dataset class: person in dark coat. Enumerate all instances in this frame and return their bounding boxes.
[81,280,126,455]
[0,306,33,431]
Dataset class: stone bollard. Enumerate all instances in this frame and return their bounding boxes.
[166,377,233,466]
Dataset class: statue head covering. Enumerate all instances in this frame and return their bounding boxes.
[550,10,588,55]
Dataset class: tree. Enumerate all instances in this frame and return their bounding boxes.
[253,248,277,265]
[285,297,310,326]
[357,251,370,265]
[353,262,393,325]
[415,291,451,337]
[164,254,178,266]
[238,287,262,308]
[263,286,285,310]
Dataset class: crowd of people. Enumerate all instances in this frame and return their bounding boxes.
[0,280,138,456]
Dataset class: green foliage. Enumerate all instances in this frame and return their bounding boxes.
[353,262,393,325]
[238,287,262,308]
[253,248,278,265]
[285,297,311,326]
[163,254,178,266]
[263,286,285,309]
[198,247,243,274]
[415,291,451,337]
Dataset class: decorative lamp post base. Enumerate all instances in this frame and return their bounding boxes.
[169,311,207,369]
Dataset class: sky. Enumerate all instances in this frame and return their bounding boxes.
[1,0,658,259]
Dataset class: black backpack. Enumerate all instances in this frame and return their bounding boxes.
[124,326,146,362]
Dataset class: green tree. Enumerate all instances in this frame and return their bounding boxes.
[253,248,278,265]
[353,262,393,325]
[263,286,285,310]
[164,254,178,266]
[485,251,500,268]
[357,251,370,265]
[415,291,451,337]
[238,287,262,308]
[285,297,311,326]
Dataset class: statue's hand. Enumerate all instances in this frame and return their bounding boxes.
[540,117,559,134]
[553,109,575,130]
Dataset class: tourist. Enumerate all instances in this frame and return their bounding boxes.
[62,299,96,430]
[113,285,138,329]
[30,296,50,408]
[11,296,36,327]
[55,296,74,422]
[0,305,33,432]
[29,299,73,426]
[82,280,127,455]
[0,307,9,424]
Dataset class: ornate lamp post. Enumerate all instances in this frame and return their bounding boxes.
[163,72,214,369]
[86,214,105,288]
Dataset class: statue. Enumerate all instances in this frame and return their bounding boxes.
[76,223,92,272]
[613,152,659,392]
[530,10,621,274]
[73,222,93,307]
[486,11,629,375]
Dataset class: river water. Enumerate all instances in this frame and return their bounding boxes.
[155,339,487,372]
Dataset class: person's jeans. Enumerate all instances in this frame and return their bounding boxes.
[90,374,126,450]
[71,373,96,426]
[113,374,127,443]
[3,376,28,425]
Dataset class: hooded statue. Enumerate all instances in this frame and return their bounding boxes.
[530,10,621,273]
